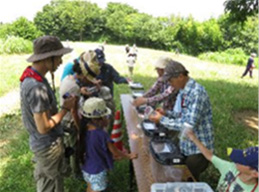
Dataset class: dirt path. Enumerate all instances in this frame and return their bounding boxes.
[0,89,20,117]
[0,63,65,117]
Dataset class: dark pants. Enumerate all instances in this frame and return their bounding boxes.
[185,153,209,181]
[242,67,253,78]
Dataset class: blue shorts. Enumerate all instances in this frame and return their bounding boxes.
[82,170,108,191]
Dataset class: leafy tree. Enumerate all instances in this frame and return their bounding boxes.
[199,19,224,52]
[224,0,258,23]
[0,17,42,40]
[104,2,138,43]
[34,3,63,38]
[218,15,258,54]
[34,0,104,41]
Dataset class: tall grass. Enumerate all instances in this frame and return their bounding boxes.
[198,48,258,67]
[0,36,32,54]
[0,42,258,191]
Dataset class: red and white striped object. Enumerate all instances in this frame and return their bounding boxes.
[111,110,123,151]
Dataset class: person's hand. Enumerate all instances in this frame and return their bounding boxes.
[62,96,77,110]
[128,152,138,160]
[80,87,92,96]
[132,97,147,106]
[93,79,102,89]
[185,129,197,142]
[156,108,165,115]
[149,111,163,124]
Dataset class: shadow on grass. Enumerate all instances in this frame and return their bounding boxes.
[0,74,257,192]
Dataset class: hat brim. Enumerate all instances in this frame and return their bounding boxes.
[27,47,73,62]
[81,107,111,118]
[228,148,247,166]
[162,73,173,82]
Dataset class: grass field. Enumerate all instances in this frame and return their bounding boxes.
[0,42,258,191]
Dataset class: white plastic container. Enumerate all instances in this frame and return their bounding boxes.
[151,182,214,192]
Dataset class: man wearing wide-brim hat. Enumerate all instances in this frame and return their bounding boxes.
[20,35,76,192]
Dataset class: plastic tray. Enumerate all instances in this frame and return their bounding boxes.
[129,82,144,90]
[136,104,146,114]
[150,138,185,165]
[141,119,157,137]
[132,90,145,98]
[151,182,214,192]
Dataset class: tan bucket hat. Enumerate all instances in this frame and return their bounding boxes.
[27,35,72,62]
[79,50,101,83]
[81,97,111,118]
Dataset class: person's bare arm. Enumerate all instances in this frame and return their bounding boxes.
[34,96,76,134]
[132,97,147,107]
[34,109,67,134]
[186,130,213,161]
[107,142,137,160]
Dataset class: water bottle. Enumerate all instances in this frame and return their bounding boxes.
[180,122,193,140]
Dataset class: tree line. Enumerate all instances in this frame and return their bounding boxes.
[0,0,257,56]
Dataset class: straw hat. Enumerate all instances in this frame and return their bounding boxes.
[81,97,111,118]
[79,50,101,83]
[27,36,72,62]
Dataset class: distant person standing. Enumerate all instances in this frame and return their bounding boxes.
[175,48,179,56]
[126,48,137,78]
[125,44,130,54]
[241,53,256,78]
[132,43,138,60]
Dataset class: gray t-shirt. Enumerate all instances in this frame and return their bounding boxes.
[20,77,63,152]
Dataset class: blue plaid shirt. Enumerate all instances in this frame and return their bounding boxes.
[160,78,214,156]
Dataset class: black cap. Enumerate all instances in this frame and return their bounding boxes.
[94,48,105,64]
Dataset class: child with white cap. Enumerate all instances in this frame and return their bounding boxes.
[79,97,137,192]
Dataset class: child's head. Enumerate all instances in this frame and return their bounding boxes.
[81,97,111,127]
[228,146,258,177]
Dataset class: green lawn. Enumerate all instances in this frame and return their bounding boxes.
[0,42,258,191]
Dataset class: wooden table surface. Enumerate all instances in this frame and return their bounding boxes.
[120,94,195,192]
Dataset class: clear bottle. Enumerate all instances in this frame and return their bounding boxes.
[180,122,193,140]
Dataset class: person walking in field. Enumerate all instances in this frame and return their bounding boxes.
[20,35,76,192]
[241,53,256,78]
[79,97,137,192]
[186,129,258,192]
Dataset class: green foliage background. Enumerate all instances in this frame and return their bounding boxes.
[0,0,257,56]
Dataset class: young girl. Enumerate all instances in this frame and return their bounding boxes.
[79,97,137,192]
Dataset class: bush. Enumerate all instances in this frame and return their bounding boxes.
[0,17,43,41]
[198,48,249,66]
[0,36,32,54]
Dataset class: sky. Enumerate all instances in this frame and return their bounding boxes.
[0,0,226,23]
